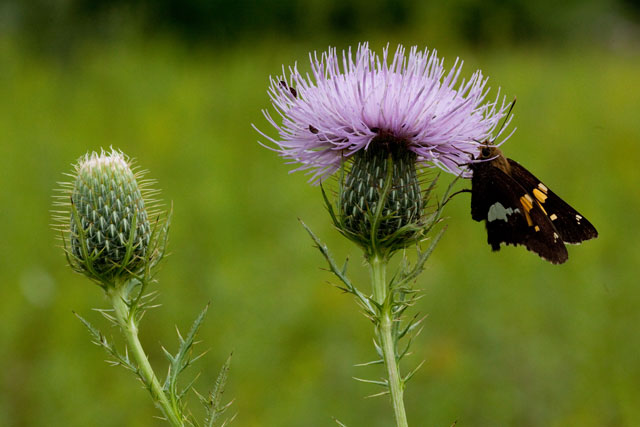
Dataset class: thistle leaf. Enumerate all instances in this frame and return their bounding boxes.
[74,311,137,373]
[403,360,426,383]
[352,377,388,387]
[354,359,384,367]
[299,220,374,313]
[364,390,391,399]
[200,353,234,427]
[164,303,210,394]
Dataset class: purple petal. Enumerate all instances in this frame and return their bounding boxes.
[257,43,513,183]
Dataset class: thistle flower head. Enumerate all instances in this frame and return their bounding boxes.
[53,149,167,286]
[257,43,513,256]
[257,42,513,183]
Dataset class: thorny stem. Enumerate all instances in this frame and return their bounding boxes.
[370,255,408,427]
[108,283,183,427]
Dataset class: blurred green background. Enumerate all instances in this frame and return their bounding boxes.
[1,0,639,425]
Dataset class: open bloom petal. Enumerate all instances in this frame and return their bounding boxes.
[257,43,513,183]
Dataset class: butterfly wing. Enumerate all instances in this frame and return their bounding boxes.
[507,159,598,244]
[471,161,569,264]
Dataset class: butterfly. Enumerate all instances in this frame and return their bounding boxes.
[469,144,598,264]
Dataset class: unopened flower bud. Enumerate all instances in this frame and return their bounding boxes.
[53,149,163,285]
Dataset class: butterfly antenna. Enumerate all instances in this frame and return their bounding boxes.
[492,97,517,144]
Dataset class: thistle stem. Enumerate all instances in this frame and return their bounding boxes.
[370,255,409,427]
[108,284,183,427]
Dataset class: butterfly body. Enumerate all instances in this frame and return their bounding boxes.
[469,145,597,264]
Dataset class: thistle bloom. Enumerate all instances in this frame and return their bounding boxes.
[258,43,513,255]
[257,42,512,182]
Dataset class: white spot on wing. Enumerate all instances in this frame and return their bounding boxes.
[488,202,517,222]
[576,214,582,224]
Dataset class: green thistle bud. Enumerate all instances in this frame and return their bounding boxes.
[70,150,150,274]
[53,149,166,286]
[333,138,427,258]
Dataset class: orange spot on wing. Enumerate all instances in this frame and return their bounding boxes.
[524,211,533,226]
[520,195,534,226]
[533,188,548,203]
[536,200,547,215]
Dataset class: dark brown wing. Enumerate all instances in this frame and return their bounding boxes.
[471,161,568,264]
[507,159,598,244]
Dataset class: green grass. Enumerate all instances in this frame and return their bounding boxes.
[0,36,639,426]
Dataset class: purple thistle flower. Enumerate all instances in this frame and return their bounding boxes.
[256,43,513,183]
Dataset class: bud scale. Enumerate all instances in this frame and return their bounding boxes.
[339,140,424,255]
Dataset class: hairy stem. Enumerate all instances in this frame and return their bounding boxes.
[370,256,408,427]
[108,284,183,427]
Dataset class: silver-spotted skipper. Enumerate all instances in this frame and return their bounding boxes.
[469,145,598,264]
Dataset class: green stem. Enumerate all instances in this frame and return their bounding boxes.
[108,284,183,427]
[370,255,409,427]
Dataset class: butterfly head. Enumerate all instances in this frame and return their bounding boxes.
[471,97,516,165]
[470,143,511,174]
